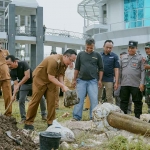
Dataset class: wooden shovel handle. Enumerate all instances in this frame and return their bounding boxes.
[4,92,16,115]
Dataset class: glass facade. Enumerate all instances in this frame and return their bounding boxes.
[124,0,150,28]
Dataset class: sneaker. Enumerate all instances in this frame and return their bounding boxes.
[47,124,52,127]
[24,124,34,130]
[71,118,79,121]
[19,119,26,124]
[42,116,47,121]
[83,108,89,111]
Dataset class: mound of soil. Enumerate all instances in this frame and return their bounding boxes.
[0,115,39,150]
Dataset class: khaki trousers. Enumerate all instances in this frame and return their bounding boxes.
[55,86,60,109]
[0,80,12,116]
[98,82,114,104]
[85,95,90,109]
[25,77,57,125]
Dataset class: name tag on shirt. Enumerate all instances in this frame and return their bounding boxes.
[92,57,97,60]
[109,57,114,58]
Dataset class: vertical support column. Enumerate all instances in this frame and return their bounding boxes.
[62,44,67,54]
[5,18,8,33]
[30,44,36,70]
[8,4,15,55]
[52,46,56,52]
[36,7,44,66]
[17,15,20,27]
[31,15,36,69]
[80,46,83,51]
[62,47,65,54]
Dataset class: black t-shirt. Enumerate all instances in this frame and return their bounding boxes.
[75,51,104,80]
[10,61,32,84]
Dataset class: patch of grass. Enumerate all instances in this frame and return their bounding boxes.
[101,135,150,150]
[0,96,149,150]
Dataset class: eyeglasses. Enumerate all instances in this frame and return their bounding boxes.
[67,56,75,62]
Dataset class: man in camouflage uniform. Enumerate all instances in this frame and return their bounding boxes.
[144,42,150,113]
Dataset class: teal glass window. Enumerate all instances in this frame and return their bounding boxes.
[145,0,150,7]
[144,8,150,18]
[124,0,130,11]
[130,0,137,9]
[137,21,142,27]
[138,9,144,19]
[124,11,130,21]
[137,0,144,8]
[124,0,150,29]
[130,10,137,21]
[144,19,150,26]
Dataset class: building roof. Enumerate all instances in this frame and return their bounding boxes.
[78,0,107,21]
[11,0,39,8]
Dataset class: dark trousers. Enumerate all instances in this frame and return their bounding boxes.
[120,86,143,118]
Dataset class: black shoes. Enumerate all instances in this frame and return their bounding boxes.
[47,124,52,127]
[83,108,89,111]
[24,124,34,130]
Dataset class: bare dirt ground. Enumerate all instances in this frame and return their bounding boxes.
[0,115,39,150]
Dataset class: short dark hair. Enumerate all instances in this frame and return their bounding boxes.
[120,52,127,55]
[63,49,77,56]
[15,57,20,61]
[50,51,57,55]
[6,55,16,62]
[104,40,114,46]
[86,38,95,45]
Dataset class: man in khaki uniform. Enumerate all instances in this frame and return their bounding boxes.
[50,51,60,109]
[0,46,12,116]
[24,49,77,130]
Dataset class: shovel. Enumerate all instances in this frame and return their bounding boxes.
[4,92,16,115]
[6,130,22,145]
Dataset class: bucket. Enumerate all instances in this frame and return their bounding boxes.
[40,131,61,150]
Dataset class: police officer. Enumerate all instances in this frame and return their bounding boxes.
[144,42,150,113]
[0,44,12,116]
[120,41,145,118]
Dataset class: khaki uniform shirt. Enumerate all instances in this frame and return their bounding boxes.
[120,53,145,87]
[0,49,10,80]
[33,54,67,90]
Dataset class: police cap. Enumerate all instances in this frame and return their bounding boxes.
[128,41,138,48]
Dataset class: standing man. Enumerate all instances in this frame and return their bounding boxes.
[24,49,77,130]
[0,43,12,116]
[120,41,145,118]
[144,42,150,113]
[99,40,120,104]
[72,38,104,121]
[6,55,47,123]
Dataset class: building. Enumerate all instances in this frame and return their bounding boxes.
[78,0,150,56]
[0,0,87,70]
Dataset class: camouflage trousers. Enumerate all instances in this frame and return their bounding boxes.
[145,88,150,105]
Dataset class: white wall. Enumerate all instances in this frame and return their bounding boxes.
[107,0,124,31]
[96,44,147,58]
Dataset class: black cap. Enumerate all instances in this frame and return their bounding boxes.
[128,41,138,48]
[145,42,150,48]
[120,52,127,55]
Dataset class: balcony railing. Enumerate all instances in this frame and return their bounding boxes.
[0,25,91,39]
[16,26,36,36]
[0,25,5,32]
[45,28,91,40]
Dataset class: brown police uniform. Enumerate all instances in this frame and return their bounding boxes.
[0,49,12,116]
[25,54,67,125]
